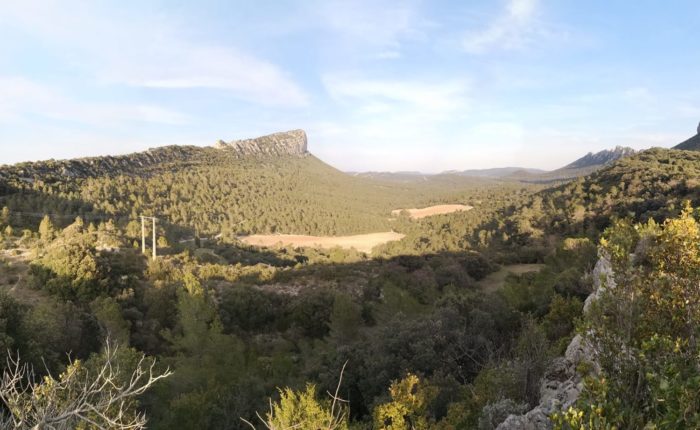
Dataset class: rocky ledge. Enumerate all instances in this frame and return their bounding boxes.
[215,129,308,157]
[495,254,612,430]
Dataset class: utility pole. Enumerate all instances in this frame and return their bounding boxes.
[139,216,158,260]
[141,217,146,254]
[152,217,157,260]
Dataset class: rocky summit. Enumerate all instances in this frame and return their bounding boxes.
[215,129,308,157]
[562,146,636,170]
[0,130,310,182]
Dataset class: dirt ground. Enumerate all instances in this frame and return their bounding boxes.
[477,263,546,292]
[239,231,406,254]
[391,204,473,219]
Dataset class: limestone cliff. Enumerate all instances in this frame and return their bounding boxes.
[215,129,308,157]
[0,130,309,182]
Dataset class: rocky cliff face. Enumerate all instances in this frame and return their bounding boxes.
[563,146,636,170]
[495,254,612,430]
[0,130,310,183]
[0,145,211,182]
[215,129,308,157]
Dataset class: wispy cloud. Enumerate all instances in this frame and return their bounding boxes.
[313,0,426,59]
[1,1,309,107]
[323,75,470,114]
[462,0,542,54]
[0,76,191,126]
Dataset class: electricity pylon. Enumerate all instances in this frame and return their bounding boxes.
[140,216,158,260]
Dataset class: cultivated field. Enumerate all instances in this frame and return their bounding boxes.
[477,263,546,292]
[239,231,406,254]
[391,204,473,219]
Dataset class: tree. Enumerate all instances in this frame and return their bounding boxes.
[0,342,171,430]
[243,364,348,430]
[0,207,9,226]
[373,373,436,430]
[328,292,363,344]
[38,215,56,242]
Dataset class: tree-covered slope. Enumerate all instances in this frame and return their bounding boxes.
[491,148,700,256]
[0,136,529,238]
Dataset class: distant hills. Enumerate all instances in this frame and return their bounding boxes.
[352,146,637,183]
[561,146,636,170]
[517,146,636,182]
[445,167,546,178]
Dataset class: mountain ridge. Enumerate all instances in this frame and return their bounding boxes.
[0,130,309,181]
[561,145,636,170]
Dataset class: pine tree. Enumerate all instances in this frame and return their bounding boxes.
[38,215,55,242]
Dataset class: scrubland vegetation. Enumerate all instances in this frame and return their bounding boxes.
[0,147,699,428]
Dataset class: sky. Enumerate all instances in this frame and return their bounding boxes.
[1,0,699,172]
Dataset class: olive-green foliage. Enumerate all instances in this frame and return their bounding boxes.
[8,147,698,429]
[373,373,435,430]
[556,206,700,429]
[256,383,348,430]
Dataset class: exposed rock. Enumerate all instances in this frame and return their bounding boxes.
[496,253,612,430]
[0,129,309,182]
[216,129,308,157]
[562,146,636,170]
[583,252,615,313]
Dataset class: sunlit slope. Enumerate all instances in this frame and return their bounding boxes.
[0,147,513,237]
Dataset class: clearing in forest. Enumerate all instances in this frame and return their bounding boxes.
[477,263,545,292]
[239,231,406,254]
[391,204,473,219]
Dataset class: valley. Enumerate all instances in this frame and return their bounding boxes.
[4,2,700,428]
[0,127,699,430]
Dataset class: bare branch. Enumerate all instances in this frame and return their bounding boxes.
[0,340,171,430]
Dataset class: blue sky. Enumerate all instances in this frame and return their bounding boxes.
[1,0,699,172]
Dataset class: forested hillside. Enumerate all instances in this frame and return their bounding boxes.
[0,143,531,239]
[1,144,699,429]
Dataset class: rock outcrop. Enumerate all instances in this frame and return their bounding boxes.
[496,254,613,430]
[562,146,636,170]
[215,129,308,157]
[0,145,209,181]
[0,130,310,183]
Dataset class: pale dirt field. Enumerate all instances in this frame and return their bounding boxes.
[239,231,406,254]
[477,263,546,292]
[391,204,473,219]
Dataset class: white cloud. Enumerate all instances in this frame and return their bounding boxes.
[313,0,426,59]
[0,1,309,107]
[323,75,470,114]
[462,0,542,54]
[0,76,191,126]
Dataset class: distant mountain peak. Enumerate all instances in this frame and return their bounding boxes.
[563,146,636,170]
[672,122,700,151]
[215,129,308,157]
